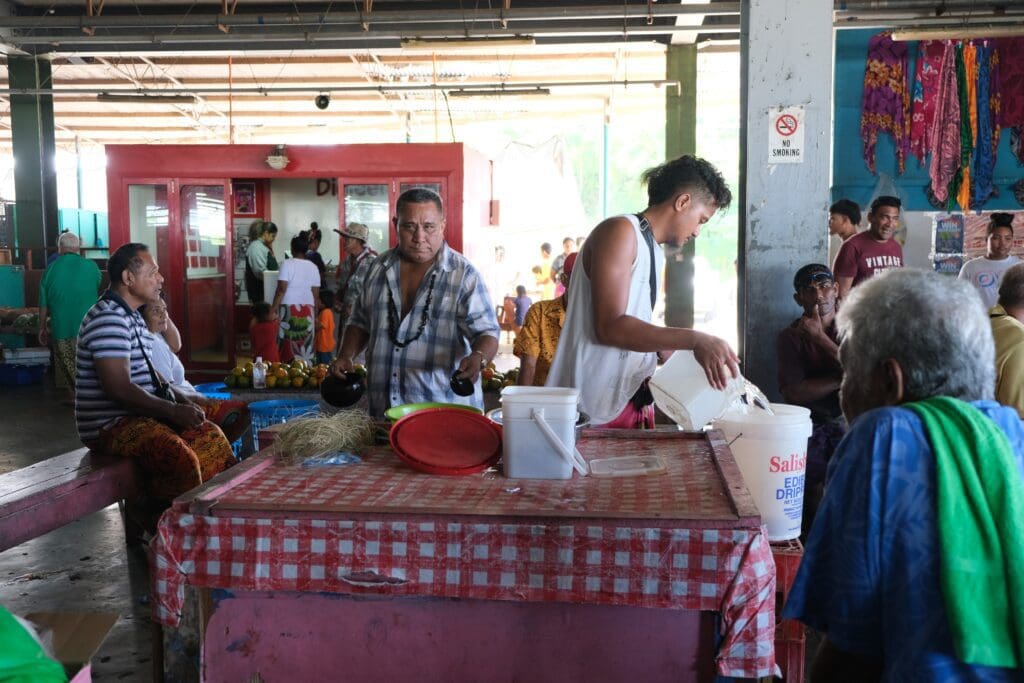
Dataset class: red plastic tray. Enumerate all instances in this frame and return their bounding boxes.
[389,407,502,475]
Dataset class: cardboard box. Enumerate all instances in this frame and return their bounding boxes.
[24,612,118,683]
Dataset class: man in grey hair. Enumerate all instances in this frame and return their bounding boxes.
[990,262,1024,418]
[783,269,1024,681]
[38,231,102,404]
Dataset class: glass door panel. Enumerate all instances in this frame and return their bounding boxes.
[398,181,442,195]
[127,184,171,280]
[180,184,230,365]
[342,183,390,255]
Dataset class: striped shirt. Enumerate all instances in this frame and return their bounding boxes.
[75,295,157,444]
[349,244,500,418]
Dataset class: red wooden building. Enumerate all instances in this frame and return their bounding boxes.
[105,143,493,377]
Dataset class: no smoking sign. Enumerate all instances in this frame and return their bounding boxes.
[768,105,805,164]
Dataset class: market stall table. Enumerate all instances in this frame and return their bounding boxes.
[151,429,778,681]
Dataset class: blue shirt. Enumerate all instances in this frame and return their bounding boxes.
[783,401,1024,682]
[513,295,532,327]
[349,243,499,418]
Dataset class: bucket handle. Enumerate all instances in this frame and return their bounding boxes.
[531,408,588,475]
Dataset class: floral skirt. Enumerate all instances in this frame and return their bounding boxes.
[98,417,235,502]
[278,303,315,363]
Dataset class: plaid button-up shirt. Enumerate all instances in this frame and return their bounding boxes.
[349,244,500,418]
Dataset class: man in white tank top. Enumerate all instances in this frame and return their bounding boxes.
[545,155,739,427]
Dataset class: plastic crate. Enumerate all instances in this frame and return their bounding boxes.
[3,348,50,365]
[248,399,319,450]
[0,363,46,386]
[194,382,231,400]
[771,539,806,683]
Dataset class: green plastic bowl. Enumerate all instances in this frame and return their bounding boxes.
[385,402,482,422]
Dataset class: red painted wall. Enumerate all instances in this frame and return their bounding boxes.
[106,143,471,250]
[105,143,489,370]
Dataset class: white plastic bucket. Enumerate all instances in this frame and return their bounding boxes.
[712,404,812,541]
[501,386,587,479]
[649,350,745,429]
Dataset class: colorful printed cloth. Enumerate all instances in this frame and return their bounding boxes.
[973,41,999,206]
[53,337,76,389]
[512,296,567,386]
[861,32,911,174]
[278,303,315,364]
[996,37,1024,128]
[929,42,961,205]
[910,40,946,166]
[955,42,977,212]
[98,416,235,502]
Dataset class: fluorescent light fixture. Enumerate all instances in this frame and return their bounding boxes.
[448,86,550,97]
[891,25,1024,41]
[400,36,535,50]
[96,92,196,103]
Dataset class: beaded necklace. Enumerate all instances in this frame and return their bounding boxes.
[387,269,438,348]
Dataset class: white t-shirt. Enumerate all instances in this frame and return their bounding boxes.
[147,331,195,391]
[278,257,320,307]
[957,255,1020,309]
[545,215,663,424]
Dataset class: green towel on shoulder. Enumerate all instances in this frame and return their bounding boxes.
[906,396,1024,669]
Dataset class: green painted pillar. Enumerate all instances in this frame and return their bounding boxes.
[664,43,698,329]
[9,55,58,269]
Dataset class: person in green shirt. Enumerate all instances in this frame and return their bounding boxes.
[38,232,102,403]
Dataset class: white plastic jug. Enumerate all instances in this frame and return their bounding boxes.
[649,350,745,429]
[500,386,588,479]
[712,404,812,541]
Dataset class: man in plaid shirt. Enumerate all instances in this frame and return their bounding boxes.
[330,188,500,418]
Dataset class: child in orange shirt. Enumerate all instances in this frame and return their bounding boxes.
[249,302,280,363]
[315,289,336,364]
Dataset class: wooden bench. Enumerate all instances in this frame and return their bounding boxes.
[0,448,141,553]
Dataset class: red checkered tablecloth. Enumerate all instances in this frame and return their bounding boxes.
[151,430,779,678]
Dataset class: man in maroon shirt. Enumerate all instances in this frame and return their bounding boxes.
[777,263,846,537]
[833,195,904,299]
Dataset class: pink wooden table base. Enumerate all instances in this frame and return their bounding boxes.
[202,590,719,682]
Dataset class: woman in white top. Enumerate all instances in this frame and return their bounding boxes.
[957,212,1019,309]
[141,297,251,447]
[271,233,321,363]
[141,297,192,390]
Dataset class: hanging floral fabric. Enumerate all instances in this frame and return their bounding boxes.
[929,42,961,205]
[910,40,946,166]
[973,42,999,206]
[955,42,977,212]
[995,37,1024,128]
[861,32,911,174]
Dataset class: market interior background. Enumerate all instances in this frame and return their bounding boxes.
[3,0,1024,680]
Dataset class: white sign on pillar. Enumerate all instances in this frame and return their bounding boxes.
[768,105,805,164]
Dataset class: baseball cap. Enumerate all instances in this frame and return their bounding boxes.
[793,264,834,291]
[334,222,369,242]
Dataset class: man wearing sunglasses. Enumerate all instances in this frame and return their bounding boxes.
[777,264,846,537]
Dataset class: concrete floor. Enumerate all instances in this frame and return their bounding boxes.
[0,381,154,682]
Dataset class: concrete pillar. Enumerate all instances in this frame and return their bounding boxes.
[664,43,698,329]
[739,0,833,398]
[9,55,59,268]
